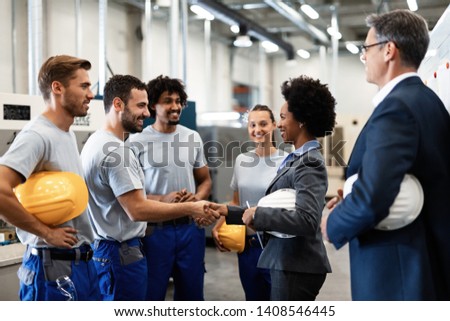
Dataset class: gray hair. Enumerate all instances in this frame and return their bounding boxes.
[366,9,429,69]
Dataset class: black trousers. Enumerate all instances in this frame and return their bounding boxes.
[270,269,326,301]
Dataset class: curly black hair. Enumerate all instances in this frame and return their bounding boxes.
[146,75,188,118]
[281,75,336,138]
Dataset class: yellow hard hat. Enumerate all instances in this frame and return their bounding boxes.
[14,171,88,226]
[218,222,246,253]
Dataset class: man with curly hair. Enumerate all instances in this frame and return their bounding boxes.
[130,75,212,300]
[322,10,450,300]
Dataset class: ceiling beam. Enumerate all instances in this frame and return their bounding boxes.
[189,0,295,59]
[263,0,330,46]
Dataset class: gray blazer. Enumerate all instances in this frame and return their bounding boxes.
[227,149,331,274]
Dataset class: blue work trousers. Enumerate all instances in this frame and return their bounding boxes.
[142,222,205,300]
[18,245,100,301]
[92,238,147,301]
[237,235,271,301]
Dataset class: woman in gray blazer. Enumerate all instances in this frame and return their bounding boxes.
[217,75,336,300]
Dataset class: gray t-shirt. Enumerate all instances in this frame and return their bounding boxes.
[81,130,147,242]
[0,114,94,247]
[230,149,289,207]
[130,125,207,195]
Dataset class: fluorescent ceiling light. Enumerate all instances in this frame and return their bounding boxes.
[200,112,241,121]
[261,41,279,53]
[233,35,252,47]
[300,4,319,20]
[230,24,240,34]
[407,0,418,12]
[297,49,310,59]
[346,43,359,54]
[327,27,342,39]
[242,3,267,10]
[190,5,215,21]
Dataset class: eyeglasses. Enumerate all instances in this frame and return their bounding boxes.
[359,41,389,55]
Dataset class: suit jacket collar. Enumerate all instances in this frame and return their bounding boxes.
[266,144,319,193]
[266,158,295,193]
[346,75,423,178]
[372,72,419,108]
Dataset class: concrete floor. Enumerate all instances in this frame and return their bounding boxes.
[166,241,351,301]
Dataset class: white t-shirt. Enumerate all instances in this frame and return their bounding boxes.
[230,149,289,207]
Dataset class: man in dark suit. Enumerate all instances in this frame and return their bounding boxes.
[321,9,450,300]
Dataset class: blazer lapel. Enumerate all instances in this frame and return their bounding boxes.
[265,156,298,193]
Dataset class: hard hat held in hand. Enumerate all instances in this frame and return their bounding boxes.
[257,188,296,238]
[217,222,246,253]
[14,171,89,226]
[343,173,424,230]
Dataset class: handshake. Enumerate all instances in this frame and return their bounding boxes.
[190,202,256,228]
[160,190,256,228]
[158,189,227,227]
[189,202,228,227]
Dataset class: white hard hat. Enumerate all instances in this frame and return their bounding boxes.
[343,173,424,230]
[257,188,296,238]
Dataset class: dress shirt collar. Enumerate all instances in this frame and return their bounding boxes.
[372,72,419,108]
[278,140,320,172]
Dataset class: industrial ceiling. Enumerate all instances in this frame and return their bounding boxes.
[117,0,449,57]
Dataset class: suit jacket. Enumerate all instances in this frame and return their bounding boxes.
[327,76,450,300]
[248,148,332,274]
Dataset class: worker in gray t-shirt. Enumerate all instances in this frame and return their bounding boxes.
[81,75,218,301]
[130,75,212,301]
[0,55,100,300]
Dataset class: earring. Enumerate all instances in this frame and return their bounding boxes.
[299,123,304,128]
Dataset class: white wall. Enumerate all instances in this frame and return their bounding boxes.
[0,0,376,120]
[271,49,377,118]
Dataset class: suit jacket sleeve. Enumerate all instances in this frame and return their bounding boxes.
[254,151,327,236]
[225,205,245,225]
[327,96,419,249]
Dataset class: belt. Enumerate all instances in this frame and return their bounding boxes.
[30,247,94,262]
[148,216,192,227]
[95,237,141,247]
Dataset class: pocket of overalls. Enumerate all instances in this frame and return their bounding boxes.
[17,265,36,300]
[93,257,114,296]
[118,244,144,266]
[17,265,35,285]
[43,259,73,282]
